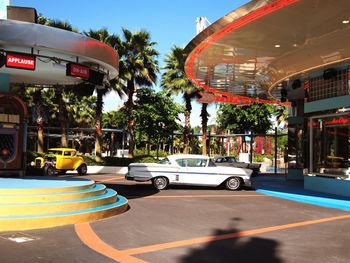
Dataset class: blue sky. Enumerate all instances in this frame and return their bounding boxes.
[12,0,250,126]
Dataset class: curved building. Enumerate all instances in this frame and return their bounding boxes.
[0,10,119,175]
[185,0,350,197]
[0,18,118,85]
[0,7,127,231]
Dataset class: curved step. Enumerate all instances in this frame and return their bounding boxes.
[0,195,129,231]
[0,178,95,195]
[0,189,119,216]
[0,184,106,203]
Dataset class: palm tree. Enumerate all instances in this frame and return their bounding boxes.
[161,46,199,154]
[44,19,79,33]
[102,110,127,156]
[200,102,209,155]
[43,18,78,147]
[114,28,159,157]
[24,88,45,152]
[83,28,126,159]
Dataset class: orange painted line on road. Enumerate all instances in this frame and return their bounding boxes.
[97,177,125,183]
[124,214,350,255]
[75,214,350,262]
[141,194,267,199]
[75,223,148,263]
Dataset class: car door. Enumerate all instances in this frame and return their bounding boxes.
[61,150,74,169]
[176,158,217,186]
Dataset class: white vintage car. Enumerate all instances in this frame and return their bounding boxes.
[125,154,252,190]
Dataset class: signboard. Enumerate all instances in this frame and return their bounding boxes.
[6,53,36,70]
[325,116,350,126]
[66,63,90,79]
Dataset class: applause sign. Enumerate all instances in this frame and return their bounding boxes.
[6,53,36,70]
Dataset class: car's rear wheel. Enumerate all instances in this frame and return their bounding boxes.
[152,176,168,190]
[44,165,55,176]
[77,164,88,175]
[225,177,241,191]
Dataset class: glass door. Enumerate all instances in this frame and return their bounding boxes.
[310,113,350,177]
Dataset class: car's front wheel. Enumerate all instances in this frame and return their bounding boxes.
[44,165,55,176]
[77,164,88,175]
[152,176,169,190]
[225,177,242,191]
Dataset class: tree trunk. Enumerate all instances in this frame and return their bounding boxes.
[201,103,208,155]
[37,125,44,153]
[156,139,159,159]
[58,89,68,147]
[95,89,103,161]
[34,89,44,152]
[183,96,192,154]
[127,80,136,157]
[109,132,115,157]
[147,134,151,155]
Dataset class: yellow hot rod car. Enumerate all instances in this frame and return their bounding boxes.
[32,148,87,176]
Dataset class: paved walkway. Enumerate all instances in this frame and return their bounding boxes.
[252,174,350,211]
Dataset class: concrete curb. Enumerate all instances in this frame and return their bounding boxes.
[87,166,128,175]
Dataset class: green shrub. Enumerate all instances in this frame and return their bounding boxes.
[134,149,168,158]
[133,156,158,163]
[253,153,273,163]
[83,155,105,166]
[83,155,158,166]
[27,151,159,167]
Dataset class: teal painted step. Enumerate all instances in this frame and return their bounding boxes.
[0,184,106,203]
[0,178,129,231]
[0,189,119,216]
[0,177,94,189]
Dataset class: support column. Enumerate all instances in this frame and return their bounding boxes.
[0,74,10,93]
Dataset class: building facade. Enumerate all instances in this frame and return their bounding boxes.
[184,0,350,197]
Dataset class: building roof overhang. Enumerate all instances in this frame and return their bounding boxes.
[185,0,350,104]
[0,19,119,85]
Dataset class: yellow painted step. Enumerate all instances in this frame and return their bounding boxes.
[0,178,95,195]
[0,196,129,232]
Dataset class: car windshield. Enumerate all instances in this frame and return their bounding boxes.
[48,150,62,155]
[176,158,208,167]
[227,157,237,162]
[208,159,216,167]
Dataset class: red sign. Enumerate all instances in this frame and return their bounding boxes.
[6,53,36,70]
[325,117,350,126]
[66,63,90,79]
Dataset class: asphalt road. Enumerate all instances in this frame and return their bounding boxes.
[0,173,349,263]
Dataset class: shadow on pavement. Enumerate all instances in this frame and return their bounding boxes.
[168,184,254,191]
[103,183,160,199]
[181,218,281,263]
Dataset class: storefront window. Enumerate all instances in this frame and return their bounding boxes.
[312,113,350,177]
